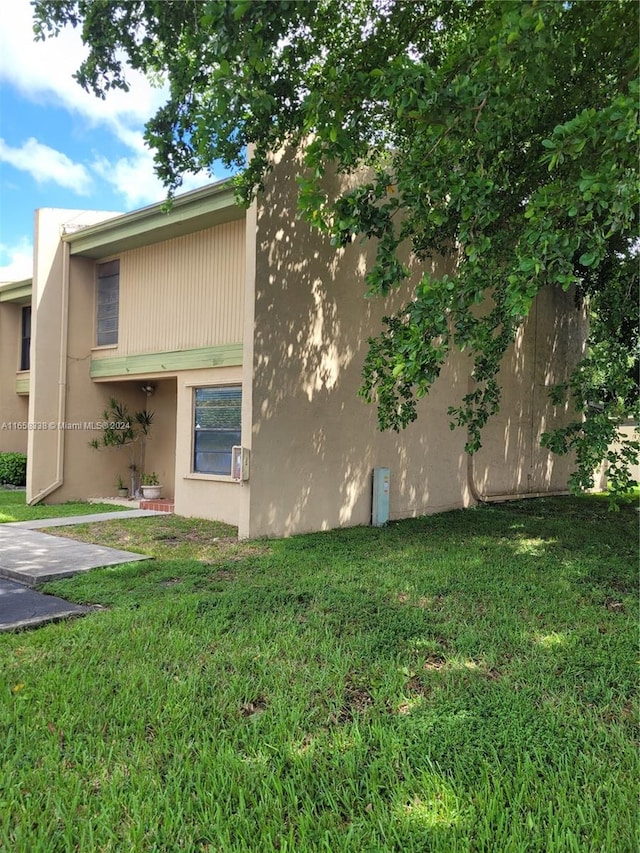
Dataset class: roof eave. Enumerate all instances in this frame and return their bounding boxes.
[0,278,33,304]
[65,179,243,259]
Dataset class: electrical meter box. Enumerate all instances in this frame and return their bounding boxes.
[231,446,250,481]
[372,467,390,526]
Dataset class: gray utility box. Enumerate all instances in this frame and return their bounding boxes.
[372,467,390,526]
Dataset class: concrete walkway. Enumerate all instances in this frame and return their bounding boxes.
[9,509,165,530]
[0,509,161,631]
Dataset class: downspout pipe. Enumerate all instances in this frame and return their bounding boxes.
[28,238,69,504]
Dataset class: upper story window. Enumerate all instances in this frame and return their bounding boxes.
[193,385,242,475]
[96,260,119,346]
[20,306,31,371]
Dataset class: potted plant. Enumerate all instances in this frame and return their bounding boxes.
[115,474,129,498]
[141,471,162,500]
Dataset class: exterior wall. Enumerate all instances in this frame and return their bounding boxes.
[66,253,181,500]
[28,209,119,503]
[0,300,29,453]
[58,375,176,503]
[245,153,472,538]
[26,209,121,503]
[27,207,67,501]
[59,254,154,500]
[23,179,588,532]
[142,379,177,497]
[63,255,126,499]
[91,219,245,362]
[174,365,244,526]
[28,209,246,509]
[243,151,586,539]
[472,285,587,497]
[616,424,639,485]
[593,422,640,491]
[237,199,258,538]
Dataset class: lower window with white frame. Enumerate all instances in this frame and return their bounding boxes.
[193,385,242,476]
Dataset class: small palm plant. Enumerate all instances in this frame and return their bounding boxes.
[90,398,153,497]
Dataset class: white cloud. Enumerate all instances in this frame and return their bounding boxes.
[0,236,33,282]
[92,142,214,209]
[0,0,215,212]
[0,0,168,151]
[92,152,165,208]
[0,137,92,194]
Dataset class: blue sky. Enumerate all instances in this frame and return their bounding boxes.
[0,0,232,282]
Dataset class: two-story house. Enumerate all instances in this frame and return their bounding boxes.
[13,152,585,538]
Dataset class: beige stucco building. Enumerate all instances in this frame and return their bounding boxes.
[0,278,32,454]
[2,157,590,538]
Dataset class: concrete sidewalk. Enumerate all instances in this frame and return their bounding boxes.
[8,508,165,530]
[0,526,151,585]
[0,509,161,630]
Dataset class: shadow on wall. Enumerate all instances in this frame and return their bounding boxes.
[248,147,586,537]
[249,149,465,538]
[473,285,587,498]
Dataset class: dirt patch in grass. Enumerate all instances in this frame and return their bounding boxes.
[482,666,502,680]
[42,516,272,563]
[422,653,446,671]
[406,676,433,697]
[396,591,447,610]
[394,676,434,715]
[205,569,237,581]
[333,675,375,723]
[240,695,268,718]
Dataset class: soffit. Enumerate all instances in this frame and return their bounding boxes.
[65,181,243,259]
[0,279,32,304]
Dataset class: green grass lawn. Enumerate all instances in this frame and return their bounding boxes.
[0,493,637,852]
[0,488,124,523]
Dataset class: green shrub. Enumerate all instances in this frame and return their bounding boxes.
[0,452,27,486]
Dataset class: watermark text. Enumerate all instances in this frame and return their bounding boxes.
[1,421,130,431]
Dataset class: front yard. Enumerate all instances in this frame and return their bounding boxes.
[0,492,637,851]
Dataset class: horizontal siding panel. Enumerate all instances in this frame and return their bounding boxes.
[112,219,245,356]
[90,344,243,378]
[15,374,30,394]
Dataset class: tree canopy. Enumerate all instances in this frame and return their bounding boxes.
[34,0,639,497]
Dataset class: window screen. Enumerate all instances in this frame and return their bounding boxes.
[193,385,242,475]
[97,260,119,346]
[20,306,31,371]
